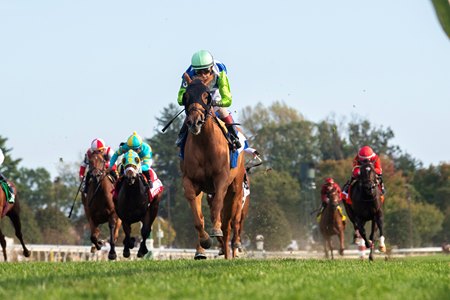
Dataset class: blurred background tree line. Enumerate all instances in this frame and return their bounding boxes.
[1,102,448,250]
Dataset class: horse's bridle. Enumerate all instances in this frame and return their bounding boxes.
[359,162,378,197]
[90,153,107,180]
[184,81,214,128]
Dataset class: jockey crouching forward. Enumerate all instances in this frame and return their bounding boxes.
[79,138,118,196]
[0,148,15,204]
[176,50,241,150]
[109,132,157,195]
[341,145,385,201]
[316,178,346,224]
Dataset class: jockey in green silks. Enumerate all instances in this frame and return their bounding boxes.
[176,50,241,150]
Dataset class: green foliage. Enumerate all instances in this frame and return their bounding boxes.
[245,171,299,250]
[0,257,448,299]
[431,0,450,39]
[35,206,79,244]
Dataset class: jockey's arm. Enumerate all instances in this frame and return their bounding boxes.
[213,71,232,107]
[177,85,186,106]
[79,152,89,178]
[373,156,383,175]
[109,146,126,170]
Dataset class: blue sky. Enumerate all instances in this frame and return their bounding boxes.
[1,1,449,178]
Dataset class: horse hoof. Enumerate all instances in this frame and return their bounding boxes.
[200,237,213,249]
[138,248,148,258]
[108,252,117,260]
[210,228,223,237]
[23,249,31,257]
[90,246,97,254]
[339,249,344,256]
[379,246,386,253]
[194,252,207,260]
[233,242,242,249]
[218,248,224,256]
[123,249,130,258]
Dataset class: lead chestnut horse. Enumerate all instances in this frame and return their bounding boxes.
[181,78,246,259]
[0,181,30,261]
[115,150,162,258]
[345,161,386,261]
[319,181,345,259]
[81,151,121,260]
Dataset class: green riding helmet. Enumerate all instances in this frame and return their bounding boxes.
[191,50,214,70]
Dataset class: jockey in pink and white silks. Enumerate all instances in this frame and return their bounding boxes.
[0,148,15,203]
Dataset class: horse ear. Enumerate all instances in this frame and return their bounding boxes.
[183,72,192,85]
[134,157,140,164]
[122,157,125,165]
[182,92,188,106]
[206,92,212,105]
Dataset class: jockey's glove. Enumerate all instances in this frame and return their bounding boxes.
[211,100,223,107]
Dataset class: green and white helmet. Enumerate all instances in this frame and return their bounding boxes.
[191,50,214,70]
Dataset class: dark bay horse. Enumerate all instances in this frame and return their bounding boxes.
[319,181,345,259]
[115,150,162,258]
[344,162,386,261]
[81,151,121,260]
[181,78,246,259]
[0,182,30,261]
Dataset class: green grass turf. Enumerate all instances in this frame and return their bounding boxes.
[1,255,449,299]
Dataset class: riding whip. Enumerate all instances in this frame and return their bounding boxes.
[68,178,84,218]
[161,108,185,132]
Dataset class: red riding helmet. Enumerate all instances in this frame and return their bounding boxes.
[358,145,375,160]
[325,178,334,184]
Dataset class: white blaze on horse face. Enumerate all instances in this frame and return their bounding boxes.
[125,166,138,178]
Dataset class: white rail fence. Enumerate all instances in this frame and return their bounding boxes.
[2,239,446,262]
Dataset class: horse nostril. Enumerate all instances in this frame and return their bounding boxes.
[186,120,192,126]
[197,120,204,126]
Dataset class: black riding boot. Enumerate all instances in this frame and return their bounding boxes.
[142,170,153,189]
[83,172,91,194]
[176,123,188,147]
[226,125,242,149]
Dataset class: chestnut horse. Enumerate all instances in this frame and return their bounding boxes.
[81,151,121,260]
[319,181,345,259]
[344,161,386,261]
[115,151,162,258]
[181,78,246,259]
[0,181,30,261]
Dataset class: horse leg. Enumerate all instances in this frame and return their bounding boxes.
[329,238,334,260]
[0,229,7,261]
[355,218,370,249]
[107,214,117,260]
[376,213,386,252]
[122,222,132,258]
[186,190,212,252]
[139,195,161,258]
[338,230,345,256]
[7,209,30,257]
[90,223,102,252]
[210,179,230,237]
[323,238,329,259]
[113,218,122,243]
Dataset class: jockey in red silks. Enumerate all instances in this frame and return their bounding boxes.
[342,145,385,201]
[316,178,346,223]
[79,138,117,195]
